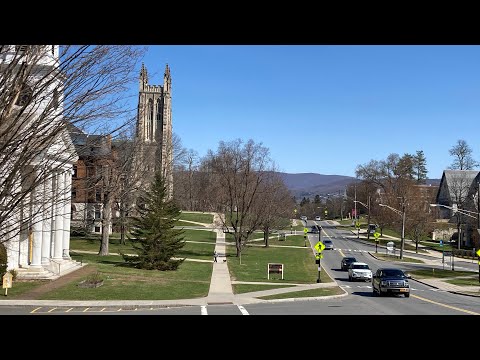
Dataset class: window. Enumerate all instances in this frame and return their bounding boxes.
[95,189,102,202]
[15,45,27,52]
[72,189,77,200]
[52,89,59,109]
[94,206,101,219]
[15,86,33,107]
[94,226,100,233]
[72,165,78,178]
[51,45,55,55]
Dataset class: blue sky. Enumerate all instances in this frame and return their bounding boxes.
[138,45,480,179]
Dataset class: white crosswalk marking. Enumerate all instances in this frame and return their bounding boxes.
[237,305,249,315]
[201,305,208,315]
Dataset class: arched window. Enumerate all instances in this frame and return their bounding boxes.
[147,99,154,140]
[156,98,162,121]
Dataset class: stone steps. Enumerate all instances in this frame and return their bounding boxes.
[16,259,85,280]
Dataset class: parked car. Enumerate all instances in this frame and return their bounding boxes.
[323,239,334,250]
[315,215,321,221]
[340,256,357,271]
[348,262,372,281]
[310,226,319,234]
[300,215,307,221]
[372,268,410,297]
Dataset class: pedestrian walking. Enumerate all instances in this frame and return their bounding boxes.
[213,250,218,262]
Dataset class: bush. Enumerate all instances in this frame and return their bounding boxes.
[71,227,87,237]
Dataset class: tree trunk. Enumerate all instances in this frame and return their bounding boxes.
[264,227,269,247]
[99,195,113,256]
[120,205,126,245]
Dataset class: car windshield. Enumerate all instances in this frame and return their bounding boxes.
[344,258,356,262]
[324,241,332,244]
[352,264,369,270]
[382,269,404,277]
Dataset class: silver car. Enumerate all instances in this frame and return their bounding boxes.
[323,239,334,250]
[348,262,372,282]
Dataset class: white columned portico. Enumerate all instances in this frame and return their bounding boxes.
[30,172,43,269]
[62,168,72,258]
[53,171,64,260]
[42,172,54,265]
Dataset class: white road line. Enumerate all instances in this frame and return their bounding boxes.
[66,308,73,313]
[83,307,90,312]
[30,307,42,314]
[237,305,249,315]
[100,308,106,312]
[201,305,208,315]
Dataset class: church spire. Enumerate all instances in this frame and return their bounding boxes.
[139,63,148,90]
[164,64,171,93]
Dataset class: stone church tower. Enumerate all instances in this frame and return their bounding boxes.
[135,63,173,199]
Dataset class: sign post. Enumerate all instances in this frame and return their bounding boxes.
[373,231,380,253]
[303,227,308,247]
[314,241,326,283]
[2,272,12,296]
[476,249,480,283]
[440,240,444,270]
[355,221,360,239]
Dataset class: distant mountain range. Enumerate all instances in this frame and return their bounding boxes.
[277,172,441,199]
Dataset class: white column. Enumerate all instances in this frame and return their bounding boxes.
[53,171,64,260]
[62,169,72,258]
[42,173,53,265]
[30,174,43,269]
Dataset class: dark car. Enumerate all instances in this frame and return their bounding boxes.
[310,226,319,234]
[372,268,411,298]
[340,256,357,271]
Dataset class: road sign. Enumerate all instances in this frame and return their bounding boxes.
[373,231,380,240]
[315,253,324,259]
[303,227,308,234]
[314,241,325,253]
[476,249,480,257]
[355,221,360,229]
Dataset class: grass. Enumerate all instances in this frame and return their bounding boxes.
[0,280,49,300]
[177,241,216,261]
[183,229,217,243]
[446,277,480,287]
[227,243,332,284]
[39,253,212,300]
[175,220,205,227]
[269,234,311,247]
[232,283,296,294]
[179,212,213,224]
[408,269,475,279]
[258,286,344,300]
[373,253,424,263]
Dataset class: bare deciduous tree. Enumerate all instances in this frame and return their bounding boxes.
[0,45,146,248]
[448,139,478,170]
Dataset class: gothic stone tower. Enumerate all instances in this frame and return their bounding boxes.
[136,63,173,199]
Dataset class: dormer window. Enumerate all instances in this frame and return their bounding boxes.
[15,45,27,52]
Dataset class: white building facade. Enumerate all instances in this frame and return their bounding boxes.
[0,45,80,277]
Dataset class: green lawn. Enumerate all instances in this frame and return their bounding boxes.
[0,280,49,300]
[70,237,133,254]
[258,286,344,300]
[269,234,310,247]
[374,253,424,263]
[408,269,475,279]
[446,277,480,287]
[178,241,216,261]
[183,229,217,243]
[179,212,214,224]
[232,283,296,294]
[227,243,332,284]
[39,254,212,300]
[175,220,206,227]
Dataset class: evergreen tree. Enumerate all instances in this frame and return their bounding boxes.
[122,172,185,270]
[314,194,321,204]
[413,150,428,184]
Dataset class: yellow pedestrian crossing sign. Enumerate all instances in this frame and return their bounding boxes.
[304,227,308,234]
[373,231,380,240]
[314,241,325,252]
[476,249,480,257]
[355,221,360,229]
[315,254,324,259]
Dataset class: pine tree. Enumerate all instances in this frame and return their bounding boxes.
[122,172,185,270]
[413,150,428,184]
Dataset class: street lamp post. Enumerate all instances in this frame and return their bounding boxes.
[379,202,406,260]
[354,199,371,240]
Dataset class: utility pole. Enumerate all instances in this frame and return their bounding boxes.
[400,197,406,260]
[354,184,357,223]
[367,195,371,240]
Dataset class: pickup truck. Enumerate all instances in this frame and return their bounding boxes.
[372,268,410,297]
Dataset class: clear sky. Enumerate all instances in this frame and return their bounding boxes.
[139,45,480,179]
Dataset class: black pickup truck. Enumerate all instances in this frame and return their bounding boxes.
[372,268,411,297]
